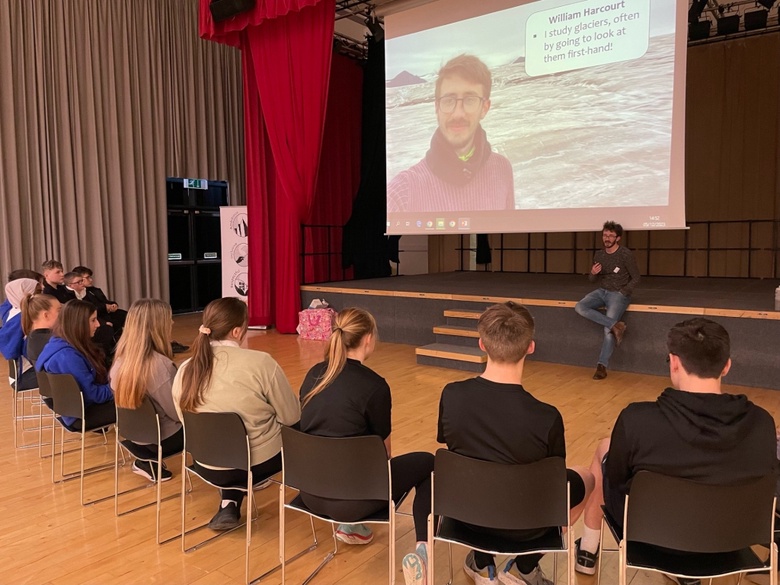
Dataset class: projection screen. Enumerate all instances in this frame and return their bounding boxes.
[384,0,687,235]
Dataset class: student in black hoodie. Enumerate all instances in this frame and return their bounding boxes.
[575,317,777,582]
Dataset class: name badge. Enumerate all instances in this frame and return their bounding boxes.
[613,267,621,273]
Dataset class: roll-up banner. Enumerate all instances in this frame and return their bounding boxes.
[220,206,249,302]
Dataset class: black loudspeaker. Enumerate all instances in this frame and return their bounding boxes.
[744,10,768,30]
[716,14,740,35]
[688,19,711,41]
[210,0,256,22]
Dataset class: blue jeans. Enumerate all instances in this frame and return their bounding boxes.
[575,288,630,367]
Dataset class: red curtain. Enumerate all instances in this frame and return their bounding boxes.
[199,0,321,47]
[304,54,363,284]
[242,50,274,325]
[201,0,339,332]
[242,0,334,332]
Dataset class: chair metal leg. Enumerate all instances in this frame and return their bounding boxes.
[301,525,339,585]
[427,513,435,585]
[596,515,609,585]
[567,526,575,585]
[618,540,627,585]
[266,489,319,585]
[389,502,396,585]
[447,542,454,585]
[245,475,252,585]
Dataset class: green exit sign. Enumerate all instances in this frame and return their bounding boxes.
[184,178,208,190]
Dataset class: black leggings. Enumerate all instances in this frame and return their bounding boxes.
[16,366,39,391]
[127,427,185,460]
[192,452,283,507]
[300,451,434,542]
[473,468,587,573]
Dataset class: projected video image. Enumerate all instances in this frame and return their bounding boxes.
[385,0,684,234]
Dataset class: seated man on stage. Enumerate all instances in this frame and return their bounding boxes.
[438,302,594,585]
[575,318,777,584]
[574,221,640,380]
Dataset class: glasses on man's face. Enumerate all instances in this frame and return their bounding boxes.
[437,95,485,114]
[69,279,84,286]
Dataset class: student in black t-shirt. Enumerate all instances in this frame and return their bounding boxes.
[438,302,595,585]
[299,307,434,585]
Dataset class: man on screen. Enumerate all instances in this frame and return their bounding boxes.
[387,54,514,213]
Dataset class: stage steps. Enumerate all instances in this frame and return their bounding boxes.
[416,309,486,372]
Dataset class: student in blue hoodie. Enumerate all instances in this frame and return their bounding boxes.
[1,278,41,390]
[36,299,115,429]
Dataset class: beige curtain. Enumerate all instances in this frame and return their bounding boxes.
[0,0,244,305]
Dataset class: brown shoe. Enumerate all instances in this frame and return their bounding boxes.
[611,321,626,346]
[593,364,607,380]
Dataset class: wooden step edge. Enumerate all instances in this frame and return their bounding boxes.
[433,326,480,338]
[416,347,487,363]
[443,309,483,319]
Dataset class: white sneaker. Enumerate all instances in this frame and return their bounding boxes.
[463,550,498,584]
[335,523,374,545]
[498,560,552,585]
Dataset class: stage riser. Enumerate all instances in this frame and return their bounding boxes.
[417,355,485,373]
[301,290,780,390]
[435,333,479,348]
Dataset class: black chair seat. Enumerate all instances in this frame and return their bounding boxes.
[598,471,778,585]
[627,542,769,577]
[56,415,109,434]
[287,493,391,523]
[437,517,565,555]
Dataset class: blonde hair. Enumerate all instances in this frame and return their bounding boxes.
[20,294,58,335]
[302,308,377,407]
[477,302,535,363]
[179,297,247,412]
[112,299,174,409]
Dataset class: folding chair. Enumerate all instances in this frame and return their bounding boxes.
[9,358,43,449]
[181,412,317,585]
[47,372,117,504]
[429,450,573,585]
[279,426,409,585]
[598,471,777,585]
[115,397,189,544]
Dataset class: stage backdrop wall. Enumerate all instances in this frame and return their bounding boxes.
[428,33,780,279]
[0,0,245,306]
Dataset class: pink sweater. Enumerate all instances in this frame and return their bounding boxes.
[387,153,515,213]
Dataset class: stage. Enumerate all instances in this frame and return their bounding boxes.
[301,272,780,390]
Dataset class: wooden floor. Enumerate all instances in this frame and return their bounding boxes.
[2,312,778,585]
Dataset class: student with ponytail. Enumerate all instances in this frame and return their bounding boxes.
[21,293,61,366]
[299,307,434,585]
[36,300,115,429]
[171,297,300,531]
[110,299,180,482]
